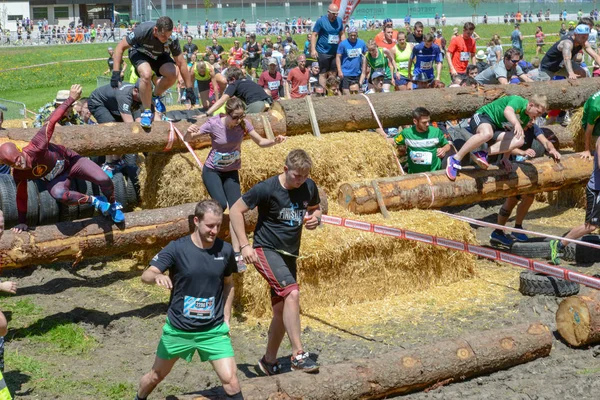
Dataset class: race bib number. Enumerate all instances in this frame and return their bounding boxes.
[328,34,339,44]
[298,85,309,94]
[249,51,256,58]
[409,150,433,165]
[213,150,241,167]
[459,51,471,61]
[183,296,215,320]
[419,61,433,71]
[398,61,409,69]
[268,80,280,90]
[42,159,66,181]
[346,48,361,58]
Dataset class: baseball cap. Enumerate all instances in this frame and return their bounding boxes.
[273,43,280,49]
[575,24,591,34]
[569,20,576,26]
[383,18,393,25]
[268,57,277,65]
[55,90,70,104]
[476,50,486,60]
[107,46,113,51]
[372,70,385,79]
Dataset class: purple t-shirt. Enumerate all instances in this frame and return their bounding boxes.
[201,115,253,171]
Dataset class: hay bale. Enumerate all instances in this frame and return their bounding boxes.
[139,130,399,209]
[568,107,585,152]
[235,202,477,318]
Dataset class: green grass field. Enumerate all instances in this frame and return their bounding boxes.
[0,20,566,115]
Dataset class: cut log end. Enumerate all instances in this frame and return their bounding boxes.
[556,296,593,347]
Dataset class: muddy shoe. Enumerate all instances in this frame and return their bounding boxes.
[291,351,319,373]
[258,356,281,376]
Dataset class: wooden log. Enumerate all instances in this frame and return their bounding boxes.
[0,190,327,269]
[1,79,589,156]
[556,294,600,347]
[175,322,552,400]
[338,153,592,213]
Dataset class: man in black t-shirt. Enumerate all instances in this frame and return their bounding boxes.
[111,16,196,129]
[183,35,199,57]
[88,82,144,123]
[205,67,272,116]
[230,149,321,375]
[135,200,242,400]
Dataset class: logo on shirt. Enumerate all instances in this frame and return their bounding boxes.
[279,202,306,226]
[32,164,48,177]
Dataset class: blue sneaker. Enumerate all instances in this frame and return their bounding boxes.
[140,110,153,128]
[91,196,110,215]
[152,96,166,113]
[470,151,489,170]
[446,155,461,181]
[512,230,529,242]
[490,230,514,247]
[108,202,125,223]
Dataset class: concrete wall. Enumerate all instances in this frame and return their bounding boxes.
[0,2,31,31]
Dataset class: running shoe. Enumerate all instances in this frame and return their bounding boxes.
[140,110,153,128]
[470,151,489,170]
[101,162,114,178]
[549,239,562,265]
[512,230,529,242]
[445,155,461,181]
[290,351,319,373]
[108,201,125,223]
[100,159,125,178]
[152,96,166,113]
[490,230,514,247]
[258,356,281,376]
[91,195,110,215]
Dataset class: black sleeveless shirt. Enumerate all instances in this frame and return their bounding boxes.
[540,37,582,72]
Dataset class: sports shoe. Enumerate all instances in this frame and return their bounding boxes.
[512,230,529,242]
[549,239,562,265]
[152,96,166,113]
[101,163,114,178]
[108,201,125,223]
[258,356,281,376]
[140,110,153,128]
[290,351,319,373]
[100,159,124,179]
[91,195,110,215]
[446,155,461,181]
[490,230,514,247]
[470,151,489,170]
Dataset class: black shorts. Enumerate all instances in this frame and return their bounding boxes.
[318,53,336,73]
[88,101,122,123]
[469,113,502,142]
[129,49,175,77]
[585,186,600,226]
[341,76,360,89]
[246,57,260,69]
[254,247,298,304]
[197,79,211,92]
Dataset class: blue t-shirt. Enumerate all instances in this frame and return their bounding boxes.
[411,42,443,78]
[511,29,522,50]
[312,15,344,55]
[337,38,367,76]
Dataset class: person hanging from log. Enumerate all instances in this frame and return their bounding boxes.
[490,124,561,247]
[445,95,548,181]
[185,97,286,271]
[549,136,600,265]
[0,85,125,233]
[229,149,321,375]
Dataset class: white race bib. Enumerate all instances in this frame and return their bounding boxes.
[409,151,433,165]
[42,159,66,182]
[346,48,361,58]
[213,150,241,167]
[298,85,309,94]
[183,296,215,320]
[419,61,433,70]
[327,34,339,44]
[459,51,471,61]
[398,61,409,69]
[268,80,280,90]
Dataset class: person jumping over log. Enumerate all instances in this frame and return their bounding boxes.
[185,97,286,271]
[230,149,321,375]
[549,136,600,265]
[446,95,548,181]
[0,85,125,232]
[490,124,561,247]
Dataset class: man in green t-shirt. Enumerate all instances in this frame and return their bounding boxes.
[446,95,547,181]
[393,107,451,174]
[581,90,600,160]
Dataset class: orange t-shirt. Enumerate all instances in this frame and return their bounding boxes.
[374,30,399,49]
[287,67,310,99]
[447,35,476,74]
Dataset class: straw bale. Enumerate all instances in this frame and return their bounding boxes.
[567,108,585,152]
[139,130,399,209]
[235,202,477,318]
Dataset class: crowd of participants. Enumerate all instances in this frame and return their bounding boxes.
[3,5,600,399]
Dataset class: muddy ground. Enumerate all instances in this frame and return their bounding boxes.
[2,199,600,400]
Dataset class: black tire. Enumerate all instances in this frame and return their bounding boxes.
[510,238,551,259]
[35,180,60,225]
[26,180,39,227]
[575,235,600,264]
[0,174,18,228]
[519,271,580,297]
[108,172,127,207]
[76,179,95,219]
[58,180,79,222]
[124,175,138,212]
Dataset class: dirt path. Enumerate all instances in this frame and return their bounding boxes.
[2,201,600,399]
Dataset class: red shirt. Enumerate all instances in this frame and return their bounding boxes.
[447,35,476,74]
[287,67,310,99]
[258,70,283,100]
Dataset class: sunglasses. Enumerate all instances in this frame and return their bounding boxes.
[328,11,339,15]
[230,113,246,121]
[509,59,520,63]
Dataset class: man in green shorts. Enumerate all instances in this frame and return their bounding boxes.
[446,95,547,180]
[393,107,451,174]
[580,90,600,160]
[135,199,241,400]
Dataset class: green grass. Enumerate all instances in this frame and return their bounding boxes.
[0,20,568,113]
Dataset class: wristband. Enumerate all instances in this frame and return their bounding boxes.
[240,243,251,251]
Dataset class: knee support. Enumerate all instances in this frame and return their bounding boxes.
[499,207,511,218]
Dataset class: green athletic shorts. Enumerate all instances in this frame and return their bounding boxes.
[156,318,234,362]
